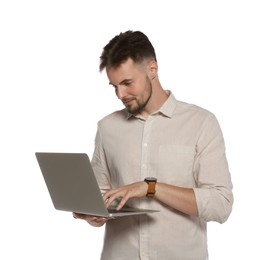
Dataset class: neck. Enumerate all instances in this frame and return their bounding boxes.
[140,79,168,119]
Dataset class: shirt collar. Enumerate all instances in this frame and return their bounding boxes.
[126,90,177,120]
[158,90,176,118]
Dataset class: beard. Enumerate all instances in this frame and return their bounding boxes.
[124,77,152,115]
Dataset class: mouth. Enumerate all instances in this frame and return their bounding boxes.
[122,98,135,106]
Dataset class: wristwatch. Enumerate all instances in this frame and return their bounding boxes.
[144,177,157,198]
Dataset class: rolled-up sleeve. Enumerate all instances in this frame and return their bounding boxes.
[193,114,233,223]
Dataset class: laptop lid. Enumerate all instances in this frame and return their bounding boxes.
[35,152,158,217]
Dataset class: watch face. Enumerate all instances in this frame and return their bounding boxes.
[145,177,157,182]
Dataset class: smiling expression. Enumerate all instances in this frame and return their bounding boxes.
[107,58,153,115]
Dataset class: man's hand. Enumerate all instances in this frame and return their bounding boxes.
[73,212,109,227]
[103,181,148,210]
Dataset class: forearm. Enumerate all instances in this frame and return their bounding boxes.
[155,182,198,217]
[103,181,199,217]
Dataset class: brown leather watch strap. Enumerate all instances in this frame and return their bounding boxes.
[146,181,156,198]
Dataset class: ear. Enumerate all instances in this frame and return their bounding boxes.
[147,60,158,80]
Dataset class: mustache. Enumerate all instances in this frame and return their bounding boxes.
[122,97,136,103]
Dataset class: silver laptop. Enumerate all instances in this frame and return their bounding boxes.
[35,152,159,217]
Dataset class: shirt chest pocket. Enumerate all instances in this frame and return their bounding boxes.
[157,145,196,187]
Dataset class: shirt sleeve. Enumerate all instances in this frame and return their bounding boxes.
[91,123,111,194]
[193,114,233,223]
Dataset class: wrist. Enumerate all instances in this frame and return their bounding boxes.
[144,177,157,198]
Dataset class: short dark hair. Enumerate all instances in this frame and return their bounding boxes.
[99,30,157,72]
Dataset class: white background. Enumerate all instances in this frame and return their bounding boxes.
[1,0,271,259]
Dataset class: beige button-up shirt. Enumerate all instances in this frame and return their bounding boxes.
[91,91,233,260]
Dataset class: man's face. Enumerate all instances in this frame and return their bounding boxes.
[107,58,152,115]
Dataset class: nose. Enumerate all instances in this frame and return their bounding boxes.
[115,85,127,100]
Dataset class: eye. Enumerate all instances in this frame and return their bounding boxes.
[123,80,133,87]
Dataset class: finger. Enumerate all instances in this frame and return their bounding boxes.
[116,192,131,210]
[103,188,120,202]
[105,191,125,208]
[105,194,119,208]
[86,216,108,227]
[73,212,86,219]
[87,216,106,222]
[103,189,120,205]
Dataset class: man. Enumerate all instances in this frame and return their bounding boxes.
[73,30,233,260]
